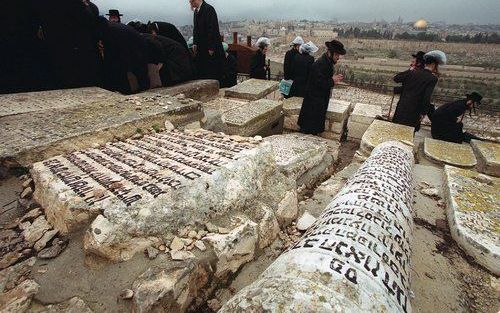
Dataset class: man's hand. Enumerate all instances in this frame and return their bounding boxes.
[208,49,214,56]
[333,74,344,84]
[192,44,198,56]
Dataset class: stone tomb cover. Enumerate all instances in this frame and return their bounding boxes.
[225,79,279,101]
[424,138,477,168]
[31,130,292,261]
[223,99,283,136]
[444,166,499,275]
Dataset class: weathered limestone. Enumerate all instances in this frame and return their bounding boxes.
[223,99,283,137]
[203,221,258,279]
[0,87,123,118]
[444,166,499,275]
[0,279,39,312]
[471,139,500,177]
[1,94,203,167]
[282,97,303,132]
[31,129,294,262]
[321,99,353,140]
[264,133,338,187]
[424,138,477,168]
[221,141,415,313]
[225,79,279,101]
[347,103,382,140]
[141,79,220,102]
[360,120,414,156]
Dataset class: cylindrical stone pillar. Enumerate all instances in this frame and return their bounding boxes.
[220,141,415,313]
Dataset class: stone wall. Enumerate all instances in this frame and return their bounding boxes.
[220,141,415,313]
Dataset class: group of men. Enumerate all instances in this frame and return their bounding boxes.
[289,39,484,144]
[1,0,237,95]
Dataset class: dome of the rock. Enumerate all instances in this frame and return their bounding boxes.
[414,19,428,29]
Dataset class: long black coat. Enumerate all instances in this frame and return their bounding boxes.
[250,50,267,79]
[283,48,299,80]
[221,54,238,88]
[431,100,468,143]
[101,22,149,94]
[32,0,101,90]
[193,1,225,81]
[392,69,438,128]
[298,53,334,135]
[144,34,195,86]
[289,53,314,98]
[152,21,188,51]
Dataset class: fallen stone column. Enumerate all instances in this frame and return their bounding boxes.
[220,141,415,313]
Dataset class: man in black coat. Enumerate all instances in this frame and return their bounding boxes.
[190,0,225,82]
[250,37,270,79]
[431,92,483,143]
[32,0,102,90]
[149,21,188,51]
[143,34,195,86]
[392,52,441,129]
[298,40,346,135]
[221,43,237,88]
[99,19,150,94]
[283,36,304,80]
[289,42,316,98]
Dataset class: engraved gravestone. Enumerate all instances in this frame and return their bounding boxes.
[31,129,295,262]
[221,141,415,313]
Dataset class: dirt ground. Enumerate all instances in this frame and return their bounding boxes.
[1,137,498,313]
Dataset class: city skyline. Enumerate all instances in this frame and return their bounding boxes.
[94,0,500,26]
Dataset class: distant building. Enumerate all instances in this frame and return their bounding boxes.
[311,29,338,41]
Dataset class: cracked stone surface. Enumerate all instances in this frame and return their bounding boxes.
[31,129,294,262]
[444,166,499,275]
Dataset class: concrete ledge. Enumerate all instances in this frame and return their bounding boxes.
[444,166,499,275]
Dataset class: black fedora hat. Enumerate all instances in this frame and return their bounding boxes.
[106,9,123,17]
[412,51,426,59]
[325,40,346,55]
[466,92,483,104]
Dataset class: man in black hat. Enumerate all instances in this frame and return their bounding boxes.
[410,51,426,70]
[430,92,484,143]
[298,40,346,135]
[107,9,122,23]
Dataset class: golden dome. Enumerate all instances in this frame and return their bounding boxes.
[414,19,428,29]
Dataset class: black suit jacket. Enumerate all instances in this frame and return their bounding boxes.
[193,1,223,56]
[392,68,438,128]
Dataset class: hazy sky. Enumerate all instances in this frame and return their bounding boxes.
[93,0,500,26]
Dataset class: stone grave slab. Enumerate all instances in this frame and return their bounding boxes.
[265,134,337,184]
[0,87,123,118]
[203,98,248,115]
[223,99,283,137]
[360,120,414,156]
[347,103,381,140]
[225,79,279,101]
[471,140,500,177]
[141,79,219,102]
[326,99,352,123]
[0,95,203,167]
[221,141,415,313]
[444,166,499,275]
[424,138,477,168]
[31,130,294,261]
[349,103,381,125]
[282,97,303,116]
